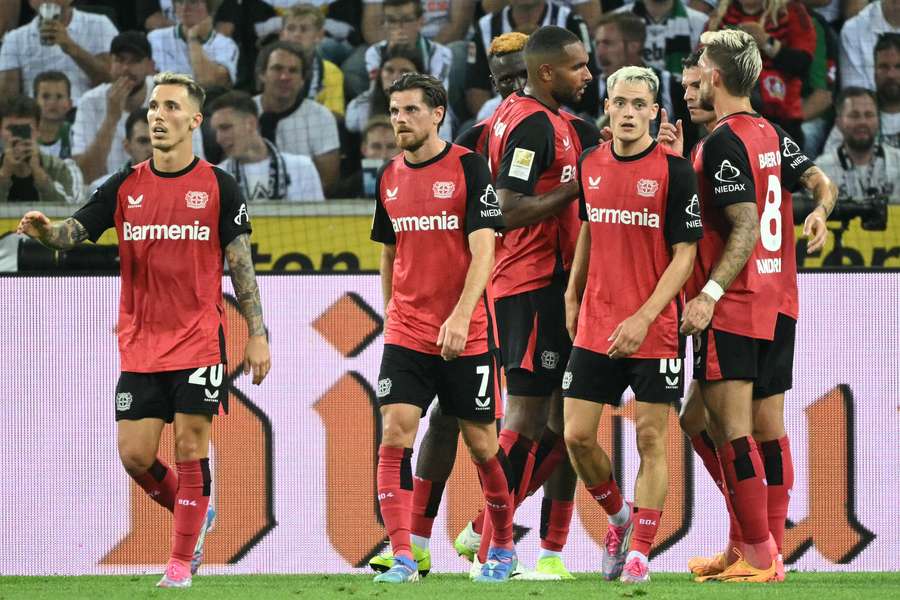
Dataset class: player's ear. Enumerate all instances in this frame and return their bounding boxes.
[433,105,445,127]
[190,111,203,132]
[603,97,609,115]
[650,102,659,120]
[539,62,553,83]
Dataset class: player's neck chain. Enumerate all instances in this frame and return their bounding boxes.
[231,138,290,201]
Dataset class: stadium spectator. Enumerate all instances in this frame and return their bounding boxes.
[0,0,117,106]
[279,4,346,117]
[346,44,426,134]
[826,34,900,151]
[613,0,707,77]
[816,87,900,205]
[840,0,900,91]
[86,107,154,194]
[481,0,603,28]
[466,0,597,117]
[363,0,476,43]
[0,95,82,203]
[800,10,839,157]
[213,0,280,91]
[33,71,74,159]
[73,32,205,183]
[254,41,340,195]
[138,0,177,31]
[147,0,239,88]
[209,90,324,202]
[708,0,817,146]
[593,13,697,150]
[331,116,399,198]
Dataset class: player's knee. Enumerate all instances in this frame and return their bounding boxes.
[118,448,155,476]
[564,426,596,456]
[635,428,665,459]
[679,408,704,437]
[381,422,413,447]
[174,435,204,461]
[426,409,460,437]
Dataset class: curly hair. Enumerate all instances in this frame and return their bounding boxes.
[489,32,529,58]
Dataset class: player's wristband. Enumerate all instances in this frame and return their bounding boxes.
[701,280,725,302]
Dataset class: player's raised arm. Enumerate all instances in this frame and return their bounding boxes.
[17,212,89,250]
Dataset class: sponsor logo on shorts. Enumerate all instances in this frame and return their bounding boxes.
[433,181,455,199]
[540,351,560,370]
[116,392,133,411]
[659,358,682,388]
[205,388,219,403]
[377,378,392,398]
[562,371,573,390]
[475,396,491,410]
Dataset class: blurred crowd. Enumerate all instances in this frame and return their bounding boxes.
[0,0,896,211]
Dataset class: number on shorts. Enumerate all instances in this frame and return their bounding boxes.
[475,365,490,397]
[760,174,782,252]
[188,365,224,387]
[659,358,683,374]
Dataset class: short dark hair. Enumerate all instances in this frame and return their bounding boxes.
[384,0,423,18]
[125,107,148,140]
[153,72,206,110]
[33,70,71,98]
[875,32,900,56]
[256,40,307,86]
[387,72,447,111]
[525,25,582,59]
[835,86,878,115]
[596,12,645,44]
[1,95,40,123]
[682,47,704,69]
[206,90,259,118]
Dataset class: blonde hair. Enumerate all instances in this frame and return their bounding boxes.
[700,29,762,98]
[153,72,206,109]
[606,65,659,98]
[284,4,325,30]
[712,0,789,29]
[489,32,529,57]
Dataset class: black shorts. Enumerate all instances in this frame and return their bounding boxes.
[377,344,499,423]
[115,364,227,422]
[693,314,796,398]
[494,271,572,396]
[561,346,684,406]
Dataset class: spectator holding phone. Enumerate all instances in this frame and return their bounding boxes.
[0,95,82,203]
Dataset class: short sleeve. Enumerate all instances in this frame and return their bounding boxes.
[213,167,252,248]
[370,163,396,244]
[461,152,504,235]
[309,103,341,155]
[71,167,130,242]
[702,125,756,207]
[0,29,22,71]
[773,124,814,192]
[664,155,703,246]
[211,36,239,85]
[454,123,485,153]
[495,111,556,195]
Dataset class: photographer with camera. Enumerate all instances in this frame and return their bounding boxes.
[815,87,899,228]
[0,95,82,204]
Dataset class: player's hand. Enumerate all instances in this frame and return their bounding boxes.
[680,294,715,335]
[40,19,73,52]
[657,108,684,156]
[243,335,271,385]
[107,78,132,116]
[187,16,213,43]
[607,313,650,359]
[17,211,51,240]
[437,310,469,361]
[803,207,828,253]
[564,292,580,341]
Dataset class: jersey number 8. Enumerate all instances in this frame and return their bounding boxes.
[760,174,782,252]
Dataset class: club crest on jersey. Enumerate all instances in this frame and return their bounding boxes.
[763,75,786,100]
[186,190,209,209]
[562,371,573,390]
[540,351,560,370]
[588,176,601,189]
[385,187,399,201]
[433,181,456,199]
[377,378,392,398]
[636,178,659,197]
[127,194,143,208]
[116,392,133,411]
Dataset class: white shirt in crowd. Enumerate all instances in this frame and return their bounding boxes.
[0,9,118,107]
[823,111,900,153]
[815,143,900,203]
[72,75,205,174]
[148,26,239,85]
[218,154,324,202]
[840,1,900,90]
[252,95,340,159]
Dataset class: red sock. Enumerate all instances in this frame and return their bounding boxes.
[474,450,514,549]
[170,459,211,564]
[528,430,567,497]
[377,446,414,561]
[410,476,445,539]
[586,477,624,517]
[131,458,178,512]
[540,498,574,552]
[718,437,770,545]
[759,436,793,554]
[629,507,663,556]
[691,431,742,543]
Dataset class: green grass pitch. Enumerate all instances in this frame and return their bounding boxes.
[2,573,899,599]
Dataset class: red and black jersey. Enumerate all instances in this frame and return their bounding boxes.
[455,118,490,155]
[689,113,812,339]
[717,2,816,122]
[73,157,251,372]
[486,92,581,299]
[576,141,702,358]
[371,143,504,356]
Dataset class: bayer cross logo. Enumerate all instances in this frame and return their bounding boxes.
[433,181,455,199]
[562,371,573,390]
[636,179,659,197]
[540,351,559,370]
[185,190,209,209]
[116,392,133,411]
[377,378,392,398]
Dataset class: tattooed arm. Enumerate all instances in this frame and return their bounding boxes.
[225,233,271,384]
[17,212,89,250]
[799,165,837,253]
[680,202,759,335]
